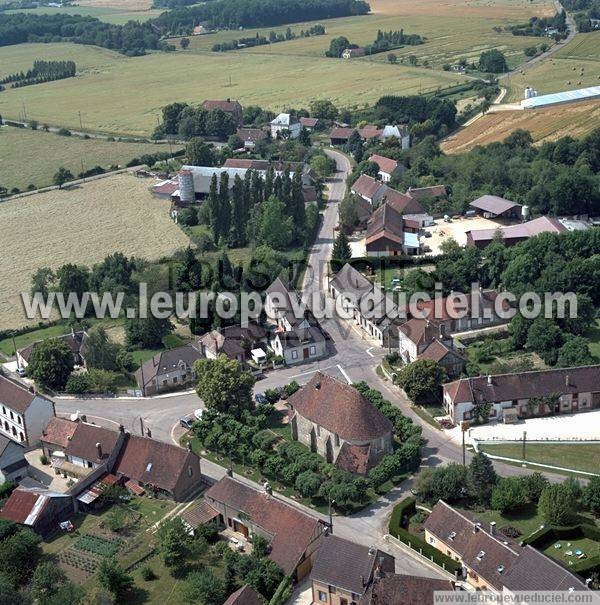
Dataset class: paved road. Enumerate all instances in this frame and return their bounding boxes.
[52,147,568,577]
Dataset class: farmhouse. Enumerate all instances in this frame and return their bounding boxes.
[265,277,327,365]
[310,534,395,605]
[350,174,387,205]
[424,500,589,593]
[299,117,319,130]
[365,201,421,257]
[406,184,447,203]
[368,154,406,182]
[469,195,523,220]
[236,127,267,149]
[0,375,55,447]
[135,343,203,396]
[17,329,88,369]
[270,113,301,139]
[342,47,365,58]
[205,476,326,580]
[40,417,202,500]
[443,364,600,423]
[466,216,566,249]
[288,372,394,474]
[201,99,243,127]
[197,322,267,367]
[397,319,465,378]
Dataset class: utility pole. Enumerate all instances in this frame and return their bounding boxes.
[78,110,83,131]
[81,158,85,182]
[460,420,469,466]
[522,430,527,463]
[328,497,335,533]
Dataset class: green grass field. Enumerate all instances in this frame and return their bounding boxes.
[172,0,553,69]
[0,125,179,190]
[0,43,468,135]
[4,4,163,24]
[555,32,600,62]
[459,503,544,537]
[480,443,600,476]
[544,537,600,566]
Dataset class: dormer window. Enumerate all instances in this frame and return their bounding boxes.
[448,531,456,541]
[476,551,485,561]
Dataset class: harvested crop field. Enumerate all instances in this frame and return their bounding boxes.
[442,100,600,153]
[0,173,190,330]
[0,125,180,191]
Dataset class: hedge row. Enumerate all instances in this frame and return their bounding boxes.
[388,497,462,575]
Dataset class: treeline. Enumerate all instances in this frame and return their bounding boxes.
[398,128,600,217]
[508,11,568,38]
[0,13,164,55]
[212,24,325,51]
[153,0,369,34]
[364,28,423,54]
[563,0,600,31]
[0,59,76,89]
[154,102,238,139]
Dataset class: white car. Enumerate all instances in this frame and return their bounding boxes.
[194,408,204,420]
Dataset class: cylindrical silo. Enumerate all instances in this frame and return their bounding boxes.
[178,169,195,204]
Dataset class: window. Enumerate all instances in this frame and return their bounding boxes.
[328,586,336,594]
[334,433,340,447]
[1,406,4,415]
[9,411,13,420]
[318,591,327,602]
[310,345,316,355]
[17,416,22,425]
[292,350,298,359]
[173,376,178,384]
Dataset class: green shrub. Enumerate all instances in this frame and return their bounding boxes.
[140,566,156,581]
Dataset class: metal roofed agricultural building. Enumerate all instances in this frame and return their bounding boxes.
[521,85,600,109]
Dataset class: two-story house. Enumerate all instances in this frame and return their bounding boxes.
[135,343,203,396]
[17,330,88,370]
[443,365,600,424]
[288,372,393,474]
[368,154,406,183]
[270,113,301,139]
[424,501,588,593]
[0,375,55,447]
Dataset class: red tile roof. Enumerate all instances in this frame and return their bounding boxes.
[236,128,267,143]
[65,422,122,464]
[419,339,456,363]
[205,477,323,574]
[444,364,600,407]
[335,442,371,474]
[406,185,447,200]
[467,216,566,244]
[358,125,382,140]
[113,434,198,494]
[363,574,455,605]
[366,202,405,247]
[152,180,179,196]
[369,154,398,175]
[351,174,385,200]
[0,489,41,524]
[41,417,78,450]
[287,372,393,441]
[0,375,40,414]
[223,158,269,170]
[201,99,242,112]
[181,500,219,529]
[223,585,263,605]
[300,117,318,128]
[381,188,425,215]
[330,127,356,141]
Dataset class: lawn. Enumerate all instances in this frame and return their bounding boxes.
[586,318,600,360]
[0,125,180,191]
[555,32,600,62]
[442,99,600,153]
[480,442,600,476]
[0,173,190,330]
[465,336,546,374]
[4,4,162,24]
[458,502,544,537]
[544,537,600,566]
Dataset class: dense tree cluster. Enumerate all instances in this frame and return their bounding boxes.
[0,13,163,55]
[564,0,600,30]
[364,28,424,54]
[153,0,369,34]
[508,10,568,38]
[398,129,600,217]
[478,48,508,72]
[0,59,76,88]
[212,24,325,51]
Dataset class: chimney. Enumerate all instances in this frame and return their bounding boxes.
[315,381,321,390]
[118,424,125,433]
[565,374,570,387]
[96,442,102,459]
[473,524,479,534]
[487,375,492,386]
[490,521,496,536]
[80,414,87,423]
[360,575,365,588]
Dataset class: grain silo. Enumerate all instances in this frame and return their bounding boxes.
[178,169,195,204]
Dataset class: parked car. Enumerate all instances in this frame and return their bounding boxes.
[194,408,204,420]
[179,417,194,430]
[17,367,26,377]
[255,393,268,405]
[423,231,432,238]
